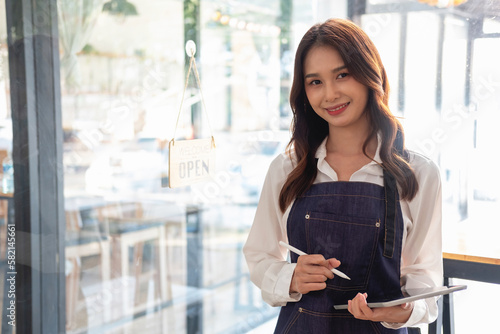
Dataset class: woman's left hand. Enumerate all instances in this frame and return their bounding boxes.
[347,293,413,324]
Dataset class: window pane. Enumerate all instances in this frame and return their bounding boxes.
[59,1,343,333]
[60,1,187,332]
[361,13,401,115]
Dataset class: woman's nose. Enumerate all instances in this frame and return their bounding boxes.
[324,83,341,102]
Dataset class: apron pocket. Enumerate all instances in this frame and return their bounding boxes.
[281,307,384,334]
[305,211,380,291]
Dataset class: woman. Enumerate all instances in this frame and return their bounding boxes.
[243,18,442,333]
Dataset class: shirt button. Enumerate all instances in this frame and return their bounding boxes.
[305,214,310,219]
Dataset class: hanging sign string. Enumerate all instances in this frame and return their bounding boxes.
[168,40,216,188]
[172,40,214,146]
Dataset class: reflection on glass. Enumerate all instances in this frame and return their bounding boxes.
[361,13,401,115]
[60,1,300,332]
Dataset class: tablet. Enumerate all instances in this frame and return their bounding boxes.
[333,285,467,310]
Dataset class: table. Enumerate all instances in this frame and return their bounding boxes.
[97,201,185,317]
[65,209,111,330]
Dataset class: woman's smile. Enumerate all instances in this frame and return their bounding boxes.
[325,102,350,116]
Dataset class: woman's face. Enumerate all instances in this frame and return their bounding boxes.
[303,45,369,132]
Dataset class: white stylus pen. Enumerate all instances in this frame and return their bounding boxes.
[279,241,351,280]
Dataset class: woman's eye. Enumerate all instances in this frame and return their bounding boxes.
[337,72,349,79]
[309,79,321,85]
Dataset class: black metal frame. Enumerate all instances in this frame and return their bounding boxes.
[348,0,367,25]
[429,258,500,334]
[6,0,65,333]
[443,258,500,285]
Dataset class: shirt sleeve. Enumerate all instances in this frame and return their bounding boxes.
[243,154,302,306]
[382,153,443,329]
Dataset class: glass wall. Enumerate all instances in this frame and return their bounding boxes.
[57,1,347,333]
[0,0,499,333]
[362,2,500,333]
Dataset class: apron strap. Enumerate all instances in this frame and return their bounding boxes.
[383,170,397,258]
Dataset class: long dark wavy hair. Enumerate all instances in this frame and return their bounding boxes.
[279,18,418,212]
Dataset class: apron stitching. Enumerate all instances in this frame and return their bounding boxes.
[304,194,385,201]
[298,308,353,318]
[305,212,311,254]
[310,217,380,227]
[283,308,302,334]
[363,218,382,287]
[326,285,369,291]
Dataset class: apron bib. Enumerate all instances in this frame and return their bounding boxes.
[274,171,407,334]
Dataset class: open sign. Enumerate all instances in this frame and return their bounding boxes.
[168,137,216,188]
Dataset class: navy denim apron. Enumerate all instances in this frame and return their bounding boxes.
[274,171,407,333]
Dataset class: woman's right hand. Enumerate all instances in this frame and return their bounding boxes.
[290,255,341,294]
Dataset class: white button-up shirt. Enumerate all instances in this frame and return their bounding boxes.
[243,137,443,329]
